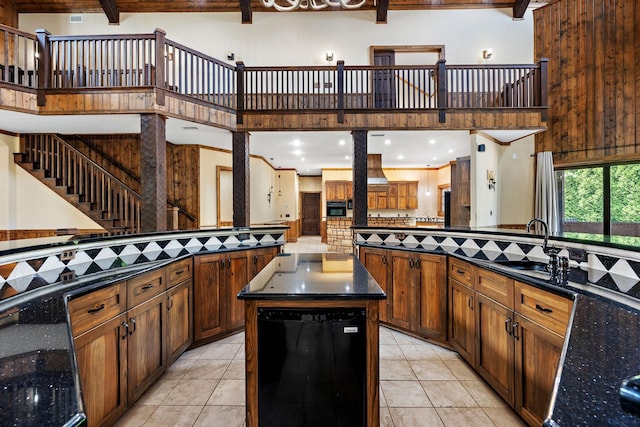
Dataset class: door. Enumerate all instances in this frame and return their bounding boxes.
[227,251,250,330]
[167,279,193,365]
[416,253,447,341]
[302,192,321,235]
[389,251,415,330]
[193,254,225,341]
[374,50,396,109]
[359,247,391,323]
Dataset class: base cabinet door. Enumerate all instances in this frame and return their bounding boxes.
[193,254,226,342]
[416,253,447,341]
[167,279,193,365]
[515,314,564,426]
[126,293,168,403]
[448,278,475,365]
[389,252,415,330]
[250,246,279,279]
[475,294,515,406]
[226,252,250,330]
[359,247,391,323]
[74,314,128,427]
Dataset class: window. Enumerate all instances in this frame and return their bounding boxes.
[557,163,640,237]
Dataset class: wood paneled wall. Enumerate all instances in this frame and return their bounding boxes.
[534,0,640,166]
[0,0,18,27]
[167,143,200,229]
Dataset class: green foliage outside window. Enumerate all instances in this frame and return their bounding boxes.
[611,164,640,222]
[563,168,603,222]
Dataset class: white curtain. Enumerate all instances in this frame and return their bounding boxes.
[535,151,559,234]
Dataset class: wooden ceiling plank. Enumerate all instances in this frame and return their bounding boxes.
[513,0,530,19]
[377,0,389,23]
[98,0,120,24]
[240,0,252,24]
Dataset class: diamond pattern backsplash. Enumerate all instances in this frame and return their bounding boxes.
[0,231,285,300]
[355,230,640,300]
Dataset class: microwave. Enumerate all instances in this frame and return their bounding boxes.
[326,201,347,217]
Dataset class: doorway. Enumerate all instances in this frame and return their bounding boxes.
[301,192,321,235]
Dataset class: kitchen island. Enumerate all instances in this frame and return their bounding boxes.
[237,253,386,427]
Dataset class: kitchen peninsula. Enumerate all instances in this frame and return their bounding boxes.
[237,253,386,427]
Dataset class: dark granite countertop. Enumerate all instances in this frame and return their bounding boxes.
[237,253,386,300]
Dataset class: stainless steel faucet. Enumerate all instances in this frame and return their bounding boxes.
[526,218,549,253]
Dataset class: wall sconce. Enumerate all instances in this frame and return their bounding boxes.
[487,170,496,191]
[482,49,493,60]
[267,186,274,204]
[325,51,334,62]
[277,174,283,196]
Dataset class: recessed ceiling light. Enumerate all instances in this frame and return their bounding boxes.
[429,139,436,144]
[448,149,454,153]
[292,139,301,146]
[397,154,404,160]
[432,156,438,161]
[345,155,350,160]
[301,157,305,161]
[385,139,391,145]
[339,140,345,145]
[293,150,302,156]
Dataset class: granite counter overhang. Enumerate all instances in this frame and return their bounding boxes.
[238,253,386,301]
[356,242,640,426]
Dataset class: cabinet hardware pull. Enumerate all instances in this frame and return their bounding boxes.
[512,322,520,340]
[254,255,258,264]
[141,284,154,291]
[409,259,414,269]
[457,269,465,275]
[467,297,473,310]
[416,259,421,269]
[505,318,512,335]
[129,318,136,335]
[175,269,184,276]
[167,296,173,310]
[121,322,129,339]
[227,259,231,269]
[535,304,553,314]
[381,255,386,265]
[87,303,105,314]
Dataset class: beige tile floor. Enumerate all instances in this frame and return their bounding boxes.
[115,236,526,426]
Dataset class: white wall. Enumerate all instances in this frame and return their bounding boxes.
[499,136,535,225]
[471,134,500,227]
[19,9,534,66]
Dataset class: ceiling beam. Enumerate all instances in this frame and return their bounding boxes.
[376,0,388,23]
[513,0,530,19]
[240,0,252,23]
[98,0,120,24]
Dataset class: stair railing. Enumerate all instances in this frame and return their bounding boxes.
[21,134,141,234]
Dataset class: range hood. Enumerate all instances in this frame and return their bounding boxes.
[367,154,389,191]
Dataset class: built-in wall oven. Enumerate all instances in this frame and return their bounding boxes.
[326,201,347,217]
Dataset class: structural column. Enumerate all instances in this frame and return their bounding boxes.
[233,131,250,228]
[352,130,368,227]
[140,114,167,232]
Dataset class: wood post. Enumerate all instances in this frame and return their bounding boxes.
[436,59,447,123]
[352,130,368,227]
[337,60,345,123]
[232,131,250,228]
[35,28,50,107]
[140,114,167,232]
[538,58,549,122]
[154,28,166,106]
[236,61,245,125]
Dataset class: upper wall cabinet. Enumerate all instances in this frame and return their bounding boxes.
[327,180,417,209]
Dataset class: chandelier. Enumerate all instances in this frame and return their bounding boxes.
[259,0,367,11]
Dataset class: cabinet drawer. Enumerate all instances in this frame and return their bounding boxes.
[128,270,165,309]
[166,258,193,288]
[477,268,514,308]
[515,282,573,336]
[68,282,126,337]
[449,258,474,287]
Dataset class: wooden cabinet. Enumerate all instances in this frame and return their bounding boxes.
[326,180,351,201]
[250,246,280,279]
[450,156,471,226]
[415,253,447,341]
[476,292,515,406]
[448,274,476,365]
[359,247,391,323]
[194,248,279,344]
[387,183,398,209]
[70,284,128,427]
[126,291,167,403]
[389,251,415,330]
[514,314,565,426]
[166,258,193,365]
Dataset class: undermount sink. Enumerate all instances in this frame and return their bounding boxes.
[493,259,549,272]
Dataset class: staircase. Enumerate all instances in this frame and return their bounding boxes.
[14,134,141,234]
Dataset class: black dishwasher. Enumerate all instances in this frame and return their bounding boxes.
[257,308,367,427]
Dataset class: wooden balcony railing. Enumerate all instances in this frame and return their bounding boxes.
[0,24,38,87]
[21,134,141,234]
[0,26,547,123]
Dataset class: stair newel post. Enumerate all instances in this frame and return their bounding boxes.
[337,60,345,123]
[537,58,549,122]
[35,29,51,107]
[154,28,166,106]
